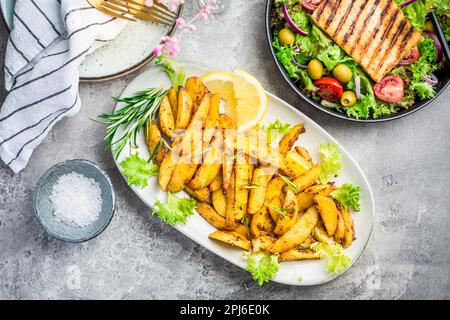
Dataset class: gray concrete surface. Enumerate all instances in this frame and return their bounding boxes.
[1,1,450,300]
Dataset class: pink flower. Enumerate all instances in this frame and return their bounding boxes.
[145,0,154,6]
[153,36,180,58]
[187,24,196,32]
[176,17,185,27]
[198,0,219,20]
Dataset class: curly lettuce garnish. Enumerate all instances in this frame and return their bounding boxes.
[331,184,361,212]
[152,193,197,227]
[313,243,350,274]
[319,143,342,183]
[261,119,291,144]
[120,153,159,188]
[243,252,280,286]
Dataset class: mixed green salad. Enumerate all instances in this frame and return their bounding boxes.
[271,0,450,119]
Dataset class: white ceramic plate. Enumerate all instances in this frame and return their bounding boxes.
[113,63,375,286]
[0,0,181,81]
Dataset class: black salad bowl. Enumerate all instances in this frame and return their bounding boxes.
[265,0,450,123]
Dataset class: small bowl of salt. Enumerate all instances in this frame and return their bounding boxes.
[33,159,115,243]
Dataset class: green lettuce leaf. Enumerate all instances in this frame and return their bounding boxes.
[261,119,291,144]
[313,243,350,274]
[317,44,354,72]
[243,252,280,286]
[156,56,186,88]
[319,143,342,183]
[152,193,197,226]
[120,153,159,188]
[331,184,361,211]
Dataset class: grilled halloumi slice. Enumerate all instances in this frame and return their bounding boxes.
[311,0,423,82]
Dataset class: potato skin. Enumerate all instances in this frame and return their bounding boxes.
[176,88,193,130]
[225,171,238,230]
[196,202,226,229]
[279,123,305,154]
[159,95,176,138]
[250,206,268,239]
[279,249,320,261]
[212,187,226,217]
[334,210,345,243]
[312,222,335,245]
[167,87,178,120]
[314,195,338,237]
[295,146,313,164]
[296,192,315,212]
[185,77,206,111]
[146,120,166,167]
[209,230,251,251]
[283,150,313,178]
[340,207,355,248]
[269,206,319,253]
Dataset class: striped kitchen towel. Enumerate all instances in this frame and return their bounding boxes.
[0,0,127,173]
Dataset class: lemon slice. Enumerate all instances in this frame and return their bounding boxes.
[201,69,268,132]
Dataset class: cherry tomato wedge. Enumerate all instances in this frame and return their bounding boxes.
[314,77,344,102]
[398,47,420,66]
[373,76,404,103]
[301,0,322,11]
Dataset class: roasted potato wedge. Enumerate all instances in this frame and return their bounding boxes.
[159,95,175,138]
[314,195,338,237]
[274,189,299,235]
[196,202,226,229]
[262,209,276,233]
[269,206,319,253]
[283,150,313,178]
[219,114,236,191]
[209,172,223,192]
[225,171,238,230]
[209,230,250,251]
[176,88,193,130]
[212,187,226,217]
[185,186,210,203]
[190,129,223,189]
[279,249,320,261]
[167,87,178,121]
[234,152,251,221]
[334,210,345,243]
[146,120,166,167]
[185,76,206,110]
[340,207,355,248]
[305,183,336,195]
[312,222,335,245]
[233,224,248,237]
[158,135,182,191]
[296,192,315,212]
[247,167,269,214]
[252,235,276,253]
[294,146,313,164]
[287,165,321,193]
[250,205,268,239]
[279,123,305,154]
[167,94,211,192]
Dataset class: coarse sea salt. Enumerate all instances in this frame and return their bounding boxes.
[50,172,103,227]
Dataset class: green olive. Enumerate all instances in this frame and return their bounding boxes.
[424,20,435,33]
[307,59,324,80]
[278,28,295,46]
[333,64,353,83]
[340,91,357,107]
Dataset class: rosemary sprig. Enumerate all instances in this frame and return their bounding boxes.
[96,88,167,159]
[266,202,294,220]
[277,173,300,193]
[244,180,262,189]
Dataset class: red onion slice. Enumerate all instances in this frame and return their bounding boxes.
[421,73,439,86]
[355,75,361,100]
[282,4,308,37]
[423,31,443,63]
[400,0,417,7]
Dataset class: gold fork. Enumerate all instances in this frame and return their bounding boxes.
[87,0,177,26]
